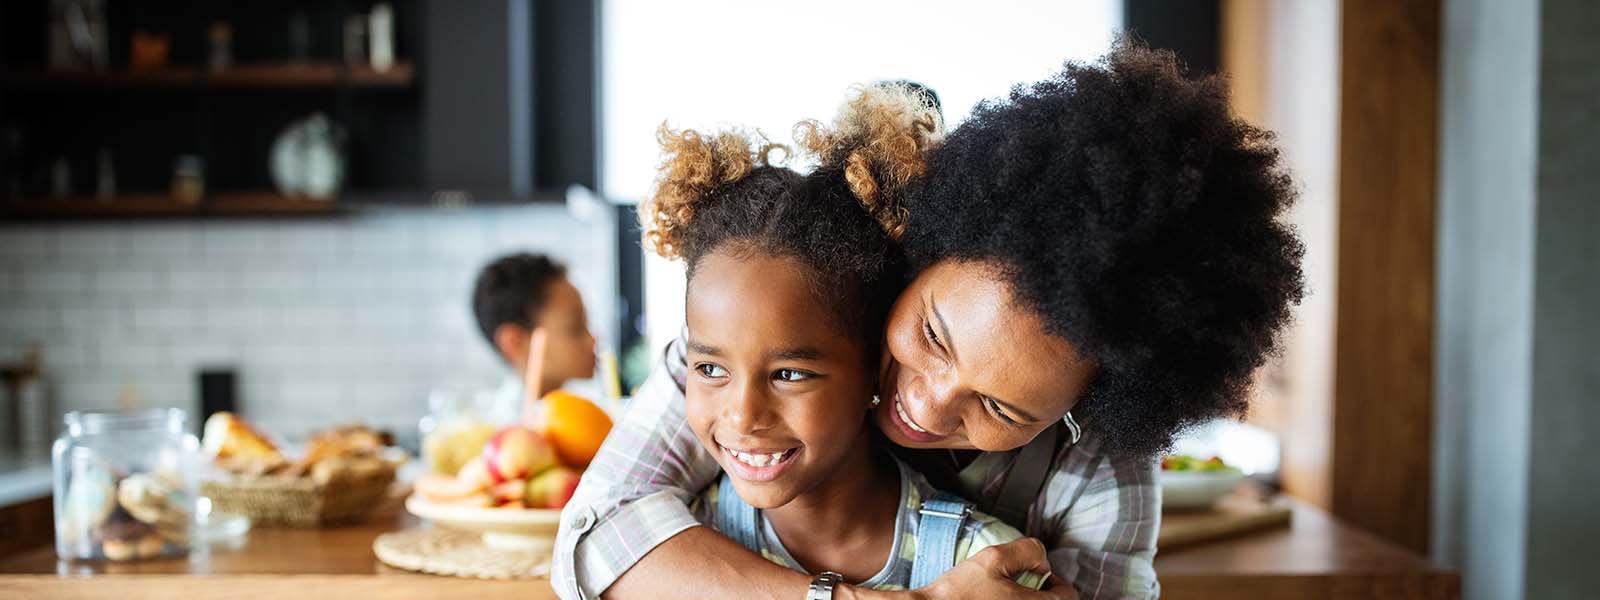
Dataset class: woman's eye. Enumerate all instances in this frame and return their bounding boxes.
[922,320,943,350]
[774,369,812,382]
[695,363,728,378]
[984,397,1021,427]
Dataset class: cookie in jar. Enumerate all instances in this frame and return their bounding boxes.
[52,409,200,561]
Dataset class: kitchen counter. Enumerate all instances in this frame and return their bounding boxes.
[1154,498,1459,599]
[0,454,51,509]
[0,497,1457,599]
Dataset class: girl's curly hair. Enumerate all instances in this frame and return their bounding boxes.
[637,84,943,352]
[903,38,1306,458]
[796,83,944,241]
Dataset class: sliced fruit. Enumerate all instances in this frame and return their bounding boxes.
[456,456,494,489]
[431,493,494,508]
[414,473,486,503]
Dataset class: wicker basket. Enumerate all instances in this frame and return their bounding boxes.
[202,464,395,527]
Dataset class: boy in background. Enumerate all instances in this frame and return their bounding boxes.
[472,253,598,414]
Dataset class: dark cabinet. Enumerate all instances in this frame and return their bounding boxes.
[0,0,597,215]
[422,0,597,201]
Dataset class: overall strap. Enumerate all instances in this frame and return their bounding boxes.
[712,473,763,553]
[990,423,1061,529]
[908,491,973,589]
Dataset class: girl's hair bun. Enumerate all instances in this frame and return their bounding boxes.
[796,83,944,241]
[640,124,786,259]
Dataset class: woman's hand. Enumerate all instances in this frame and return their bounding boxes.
[848,538,1078,600]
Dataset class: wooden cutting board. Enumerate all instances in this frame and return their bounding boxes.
[1158,495,1293,551]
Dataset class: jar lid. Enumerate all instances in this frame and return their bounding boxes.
[64,408,188,436]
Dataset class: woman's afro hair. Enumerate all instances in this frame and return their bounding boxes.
[903,38,1306,458]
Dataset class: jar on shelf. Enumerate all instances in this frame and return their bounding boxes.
[53,408,200,562]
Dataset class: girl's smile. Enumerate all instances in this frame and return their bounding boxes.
[716,441,801,482]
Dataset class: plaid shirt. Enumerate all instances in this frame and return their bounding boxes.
[552,336,1160,599]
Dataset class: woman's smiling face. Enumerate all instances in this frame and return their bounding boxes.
[874,259,1096,451]
[684,250,877,509]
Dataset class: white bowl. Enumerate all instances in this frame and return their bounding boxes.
[404,495,563,552]
[1158,469,1244,510]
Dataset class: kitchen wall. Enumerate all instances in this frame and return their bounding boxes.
[1435,0,1600,597]
[0,203,616,442]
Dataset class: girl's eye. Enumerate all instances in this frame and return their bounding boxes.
[922,320,943,351]
[695,363,728,379]
[983,397,1021,427]
[774,369,813,382]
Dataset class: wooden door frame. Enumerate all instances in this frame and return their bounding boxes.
[1331,0,1441,555]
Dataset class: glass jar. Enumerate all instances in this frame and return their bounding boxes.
[418,389,502,476]
[52,408,199,562]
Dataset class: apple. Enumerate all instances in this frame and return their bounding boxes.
[481,426,557,483]
[525,466,581,509]
[489,478,528,506]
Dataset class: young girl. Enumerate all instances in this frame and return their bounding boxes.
[638,86,1045,591]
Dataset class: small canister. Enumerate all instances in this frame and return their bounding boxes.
[52,408,199,562]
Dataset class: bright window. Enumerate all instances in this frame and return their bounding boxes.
[602,0,1123,350]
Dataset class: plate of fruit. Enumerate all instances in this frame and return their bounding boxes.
[1158,454,1244,510]
[410,389,612,552]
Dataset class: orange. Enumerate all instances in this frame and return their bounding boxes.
[537,390,613,468]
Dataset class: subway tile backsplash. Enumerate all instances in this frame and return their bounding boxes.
[0,205,617,442]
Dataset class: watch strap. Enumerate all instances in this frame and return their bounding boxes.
[805,571,845,600]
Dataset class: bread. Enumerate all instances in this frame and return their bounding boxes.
[201,412,283,462]
[205,414,399,483]
[302,425,386,464]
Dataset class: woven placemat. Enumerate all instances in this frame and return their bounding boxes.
[373,527,551,580]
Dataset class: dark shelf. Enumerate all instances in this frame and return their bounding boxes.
[0,187,569,221]
[1,62,415,90]
[1,192,341,219]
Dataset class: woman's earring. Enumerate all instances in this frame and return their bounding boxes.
[870,395,882,408]
[1063,411,1083,445]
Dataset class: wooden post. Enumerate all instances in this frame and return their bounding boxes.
[1332,0,1441,554]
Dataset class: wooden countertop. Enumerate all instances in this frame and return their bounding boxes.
[1154,499,1458,599]
[0,497,1457,599]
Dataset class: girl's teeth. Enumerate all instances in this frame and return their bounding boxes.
[896,397,931,433]
[729,448,788,468]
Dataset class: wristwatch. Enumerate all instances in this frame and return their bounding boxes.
[805,571,846,600]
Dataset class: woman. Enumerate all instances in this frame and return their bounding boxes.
[553,40,1304,600]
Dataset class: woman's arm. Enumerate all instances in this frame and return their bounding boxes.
[551,338,724,598]
[1041,439,1161,599]
[610,528,1075,600]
